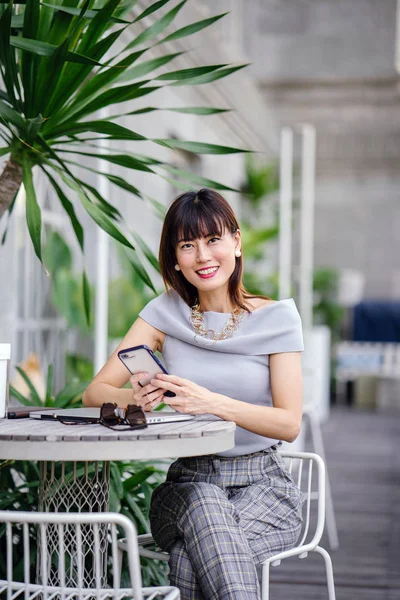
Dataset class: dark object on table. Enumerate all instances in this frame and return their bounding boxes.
[7,406,55,418]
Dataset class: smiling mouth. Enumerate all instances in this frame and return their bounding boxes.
[196,266,219,277]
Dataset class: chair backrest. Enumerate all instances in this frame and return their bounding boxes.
[0,510,143,600]
[278,451,326,553]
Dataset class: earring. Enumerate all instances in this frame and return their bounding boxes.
[175,264,181,271]
[235,249,242,257]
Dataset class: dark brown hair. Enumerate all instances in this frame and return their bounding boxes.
[159,188,270,312]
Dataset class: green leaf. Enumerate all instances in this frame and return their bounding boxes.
[45,364,54,404]
[9,36,101,65]
[119,106,232,118]
[0,0,20,109]
[43,230,72,273]
[58,158,144,200]
[144,194,167,219]
[154,139,249,155]
[124,248,156,293]
[82,270,91,328]
[166,106,231,115]
[123,467,157,490]
[0,146,10,156]
[133,0,171,23]
[155,64,227,81]
[0,99,26,131]
[125,493,149,531]
[41,4,130,24]
[159,165,238,192]
[9,385,30,406]
[170,64,249,86]
[110,463,124,499]
[55,381,88,408]
[21,0,40,116]
[157,12,228,44]
[126,0,187,49]
[78,178,122,221]
[49,120,147,142]
[158,175,193,193]
[56,150,155,174]
[14,366,43,405]
[79,190,135,251]
[77,0,122,55]
[105,174,142,199]
[116,52,183,84]
[22,157,42,262]
[69,48,146,111]
[131,231,160,273]
[43,168,84,251]
[25,114,45,142]
[58,82,159,124]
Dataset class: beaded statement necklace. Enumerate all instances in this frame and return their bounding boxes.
[189,302,245,342]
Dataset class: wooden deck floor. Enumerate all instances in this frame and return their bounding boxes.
[269,406,400,600]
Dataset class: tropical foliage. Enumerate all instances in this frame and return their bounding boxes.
[0,0,249,323]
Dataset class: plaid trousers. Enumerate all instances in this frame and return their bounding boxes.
[150,447,303,600]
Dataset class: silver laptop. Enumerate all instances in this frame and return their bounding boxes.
[29,407,195,425]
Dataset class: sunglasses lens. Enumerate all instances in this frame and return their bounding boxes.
[125,405,146,426]
[100,403,119,425]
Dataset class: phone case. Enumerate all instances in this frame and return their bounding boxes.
[118,345,176,397]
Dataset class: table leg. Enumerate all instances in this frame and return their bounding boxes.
[36,461,111,588]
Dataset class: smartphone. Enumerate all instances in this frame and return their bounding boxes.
[118,345,176,398]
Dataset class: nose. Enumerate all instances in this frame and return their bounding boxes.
[196,241,212,263]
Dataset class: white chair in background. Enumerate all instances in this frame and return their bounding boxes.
[119,451,336,600]
[302,367,339,550]
[0,510,180,600]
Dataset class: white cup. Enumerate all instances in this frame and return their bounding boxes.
[0,344,11,418]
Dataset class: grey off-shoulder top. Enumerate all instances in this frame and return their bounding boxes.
[139,289,304,457]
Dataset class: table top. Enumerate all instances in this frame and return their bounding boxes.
[0,416,236,461]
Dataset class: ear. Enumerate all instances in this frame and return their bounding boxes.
[234,228,241,249]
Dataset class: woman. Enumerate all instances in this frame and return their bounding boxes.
[83,188,304,600]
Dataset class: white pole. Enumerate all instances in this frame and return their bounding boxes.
[395,0,400,72]
[278,127,294,300]
[299,124,316,330]
[94,111,110,374]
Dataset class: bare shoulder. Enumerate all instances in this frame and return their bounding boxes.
[246,297,277,311]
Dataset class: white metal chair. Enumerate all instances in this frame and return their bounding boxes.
[302,367,339,550]
[119,451,336,600]
[0,510,180,600]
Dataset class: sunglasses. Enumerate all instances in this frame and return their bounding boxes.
[100,403,148,431]
[57,404,147,431]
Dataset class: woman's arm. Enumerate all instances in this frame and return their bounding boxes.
[151,352,303,443]
[82,317,164,408]
[214,352,303,442]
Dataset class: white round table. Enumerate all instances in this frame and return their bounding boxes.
[0,414,236,511]
[0,415,235,586]
[0,414,236,460]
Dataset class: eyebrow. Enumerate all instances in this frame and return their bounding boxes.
[177,233,218,244]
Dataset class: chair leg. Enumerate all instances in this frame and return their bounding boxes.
[261,562,271,600]
[306,412,339,550]
[314,545,336,600]
[118,547,123,579]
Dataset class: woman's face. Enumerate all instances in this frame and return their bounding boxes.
[175,227,241,293]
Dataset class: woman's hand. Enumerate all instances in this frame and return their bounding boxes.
[150,373,218,414]
[130,372,165,411]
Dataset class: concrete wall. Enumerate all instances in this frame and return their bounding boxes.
[242,0,400,299]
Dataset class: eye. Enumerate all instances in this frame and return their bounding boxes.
[208,237,220,243]
[180,242,193,249]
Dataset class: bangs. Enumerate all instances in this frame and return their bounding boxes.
[172,201,233,247]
